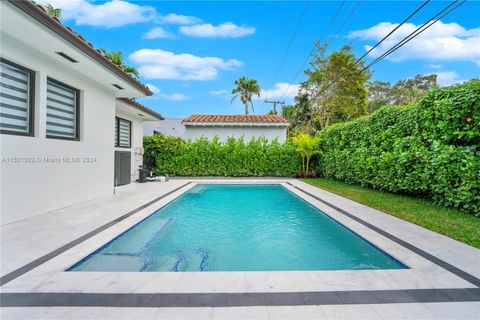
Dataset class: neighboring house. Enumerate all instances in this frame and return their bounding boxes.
[115,98,163,186]
[0,1,162,224]
[182,115,289,143]
[143,118,185,137]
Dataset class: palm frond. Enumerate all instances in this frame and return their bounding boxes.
[122,66,139,77]
[231,93,240,104]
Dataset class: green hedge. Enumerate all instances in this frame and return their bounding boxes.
[144,135,302,177]
[316,81,480,215]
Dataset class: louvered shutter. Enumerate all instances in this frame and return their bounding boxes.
[115,117,118,146]
[0,59,32,134]
[118,118,131,147]
[46,78,78,139]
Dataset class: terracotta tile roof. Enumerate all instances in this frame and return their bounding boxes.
[117,98,163,120]
[8,1,152,96]
[182,114,289,125]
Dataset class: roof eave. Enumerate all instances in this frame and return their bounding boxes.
[118,98,163,120]
[183,122,289,127]
[8,0,152,96]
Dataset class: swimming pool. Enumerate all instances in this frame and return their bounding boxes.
[69,184,406,272]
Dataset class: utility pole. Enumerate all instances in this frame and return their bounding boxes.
[264,100,285,115]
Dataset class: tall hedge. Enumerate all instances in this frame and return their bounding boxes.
[144,135,302,177]
[316,80,480,215]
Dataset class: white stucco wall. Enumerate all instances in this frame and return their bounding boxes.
[143,119,185,137]
[184,126,288,143]
[115,103,146,183]
[0,34,116,225]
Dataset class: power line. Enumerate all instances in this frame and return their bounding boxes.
[353,0,430,65]
[361,0,464,72]
[328,1,363,50]
[304,0,462,107]
[265,100,285,114]
[303,0,432,101]
[289,0,346,86]
[280,1,360,102]
[271,1,310,84]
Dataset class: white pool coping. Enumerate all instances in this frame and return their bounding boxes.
[1,179,478,295]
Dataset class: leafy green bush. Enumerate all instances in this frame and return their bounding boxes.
[316,80,480,215]
[144,135,301,177]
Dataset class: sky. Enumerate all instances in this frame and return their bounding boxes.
[42,0,480,118]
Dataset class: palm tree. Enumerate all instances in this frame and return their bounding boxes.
[45,4,62,18]
[291,133,321,175]
[99,48,140,77]
[231,77,261,115]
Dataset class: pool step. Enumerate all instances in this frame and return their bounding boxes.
[140,217,175,254]
[168,249,209,272]
[171,252,186,271]
[102,217,174,257]
[198,248,209,271]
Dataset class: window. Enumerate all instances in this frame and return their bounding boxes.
[115,117,131,148]
[115,118,118,146]
[46,78,79,140]
[0,58,35,136]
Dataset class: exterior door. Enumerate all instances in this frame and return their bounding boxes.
[114,151,131,186]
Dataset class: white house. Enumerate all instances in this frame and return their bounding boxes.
[143,118,185,138]
[182,115,289,143]
[115,98,163,186]
[0,1,162,224]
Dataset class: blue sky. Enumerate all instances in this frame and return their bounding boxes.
[45,0,480,117]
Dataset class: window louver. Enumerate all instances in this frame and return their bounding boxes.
[117,118,131,148]
[0,59,33,134]
[46,78,78,139]
[115,117,118,146]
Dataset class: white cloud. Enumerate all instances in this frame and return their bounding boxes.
[349,21,480,66]
[145,84,160,93]
[145,84,187,101]
[428,64,442,69]
[258,83,300,100]
[434,72,467,87]
[130,49,242,81]
[210,89,228,96]
[41,0,156,28]
[156,13,201,25]
[180,22,255,38]
[143,27,174,39]
[163,93,188,101]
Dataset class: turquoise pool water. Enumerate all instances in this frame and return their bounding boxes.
[69,184,406,272]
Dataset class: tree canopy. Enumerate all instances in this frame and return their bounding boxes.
[367,74,438,113]
[283,42,370,134]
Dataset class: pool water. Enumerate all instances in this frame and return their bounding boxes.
[69,184,406,272]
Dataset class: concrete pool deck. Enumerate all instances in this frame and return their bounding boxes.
[1,179,479,319]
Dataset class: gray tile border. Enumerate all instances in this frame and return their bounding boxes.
[0,182,192,286]
[227,292,265,306]
[286,182,480,288]
[1,288,479,308]
[300,292,343,305]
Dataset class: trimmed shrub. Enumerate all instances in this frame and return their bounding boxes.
[316,80,480,215]
[144,135,301,177]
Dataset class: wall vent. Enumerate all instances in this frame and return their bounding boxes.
[55,52,78,63]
